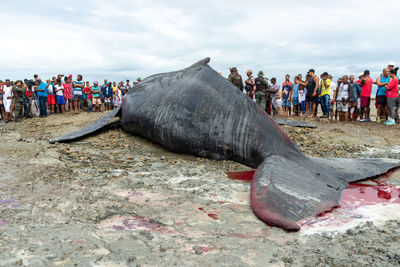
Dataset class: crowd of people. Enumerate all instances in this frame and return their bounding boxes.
[0,74,142,122]
[228,62,400,125]
[1,62,399,125]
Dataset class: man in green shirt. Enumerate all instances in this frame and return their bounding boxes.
[12,80,26,121]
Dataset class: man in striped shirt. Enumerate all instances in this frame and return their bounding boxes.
[73,74,84,112]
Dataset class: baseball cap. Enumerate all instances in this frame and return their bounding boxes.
[389,61,395,66]
[68,74,72,78]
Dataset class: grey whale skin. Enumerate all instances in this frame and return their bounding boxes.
[50,58,400,231]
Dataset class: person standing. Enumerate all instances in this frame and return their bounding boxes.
[46,78,56,114]
[349,75,362,121]
[2,80,13,122]
[281,80,293,116]
[301,69,319,117]
[270,78,281,115]
[35,79,48,117]
[55,79,65,113]
[91,81,102,112]
[228,67,244,91]
[12,80,26,121]
[298,83,307,117]
[62,77,72,112]
[319,72,331,118]
[359,70,373,122]
[103,82,113,111]
[73,75,84,112]
[254,71,268,110]
[384,67,399,125]
[292,76,300,116]
[245,70,255,99]
[376,68,390,123]
[334,75,354,122]
[329,75,336,120]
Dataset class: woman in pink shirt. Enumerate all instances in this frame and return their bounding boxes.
[384,67,399,125]
[62,77,73,112]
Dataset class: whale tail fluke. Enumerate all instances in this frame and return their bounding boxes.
[49,106,121,144]
[250,155,400,231]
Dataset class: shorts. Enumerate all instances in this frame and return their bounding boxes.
[306,94,313,102]
[74,94,83,101]
[376,95,387,106]
[336,101,349,112]
[47,95,55,105]
[282,98,291,107]
[56,95,65,105]
[312,95,320,103]
[360,96,370,108]
[276,99,282,108]
[104,98,111,104]
[329,101,334,110]
[92,97,101,105]
[293,98,299,106]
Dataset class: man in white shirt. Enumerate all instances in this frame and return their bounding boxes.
[334,75,354,122]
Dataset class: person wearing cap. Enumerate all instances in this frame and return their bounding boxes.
[12,80,26,121]
[375,68,390,123]
[319,72,331,118]
[254,71,269,111]
[300,69,319,117]
[359,70,373,122]
[245,70,255,99]
[91,81,102,112]
[227,67,244,91]
[137,78,142,83]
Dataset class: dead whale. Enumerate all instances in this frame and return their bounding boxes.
[50,58,400,231]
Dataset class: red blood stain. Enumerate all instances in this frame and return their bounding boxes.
[226,170,255,182]
[207,213,218,220]
[198,207,204,211]
[198,246,213,252]
[340,181,400,209]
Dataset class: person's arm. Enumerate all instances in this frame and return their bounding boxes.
[333,84,339,102]
[376,76,388,87]
[288,87,293,101]
[360,78,366,87]
[313,76,319,95]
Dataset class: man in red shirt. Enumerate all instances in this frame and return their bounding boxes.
[359,70,373,122]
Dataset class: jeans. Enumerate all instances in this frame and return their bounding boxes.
[38,96,47,116]
[320,94,330,115]
[271,96,278,115]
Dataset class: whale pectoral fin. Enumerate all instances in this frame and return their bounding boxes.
[250,155,400,231]
[49,106,121,144]
[273,118,317,128]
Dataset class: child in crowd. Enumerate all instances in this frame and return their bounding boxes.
[114,84,122,108]
[55,79,65,113]
[298,84,307,117]
[281,80,292,116]
[292,76,300,116]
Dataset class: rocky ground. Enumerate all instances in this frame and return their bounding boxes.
[0,110,400,266]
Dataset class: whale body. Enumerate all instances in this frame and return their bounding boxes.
[51,58,399,231]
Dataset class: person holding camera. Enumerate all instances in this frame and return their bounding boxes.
[334,75,354,122]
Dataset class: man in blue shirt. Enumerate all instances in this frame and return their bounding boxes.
[73,74,84,112]
[103,82,113,111]
[35,79,48,117]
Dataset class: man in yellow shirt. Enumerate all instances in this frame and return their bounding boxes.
[319,72,331,118]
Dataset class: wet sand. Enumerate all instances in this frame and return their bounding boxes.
[0,111,399,266]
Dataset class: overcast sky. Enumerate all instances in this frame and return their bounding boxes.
[1,0,399,84]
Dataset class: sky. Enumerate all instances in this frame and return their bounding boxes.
[1,0,399,85]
